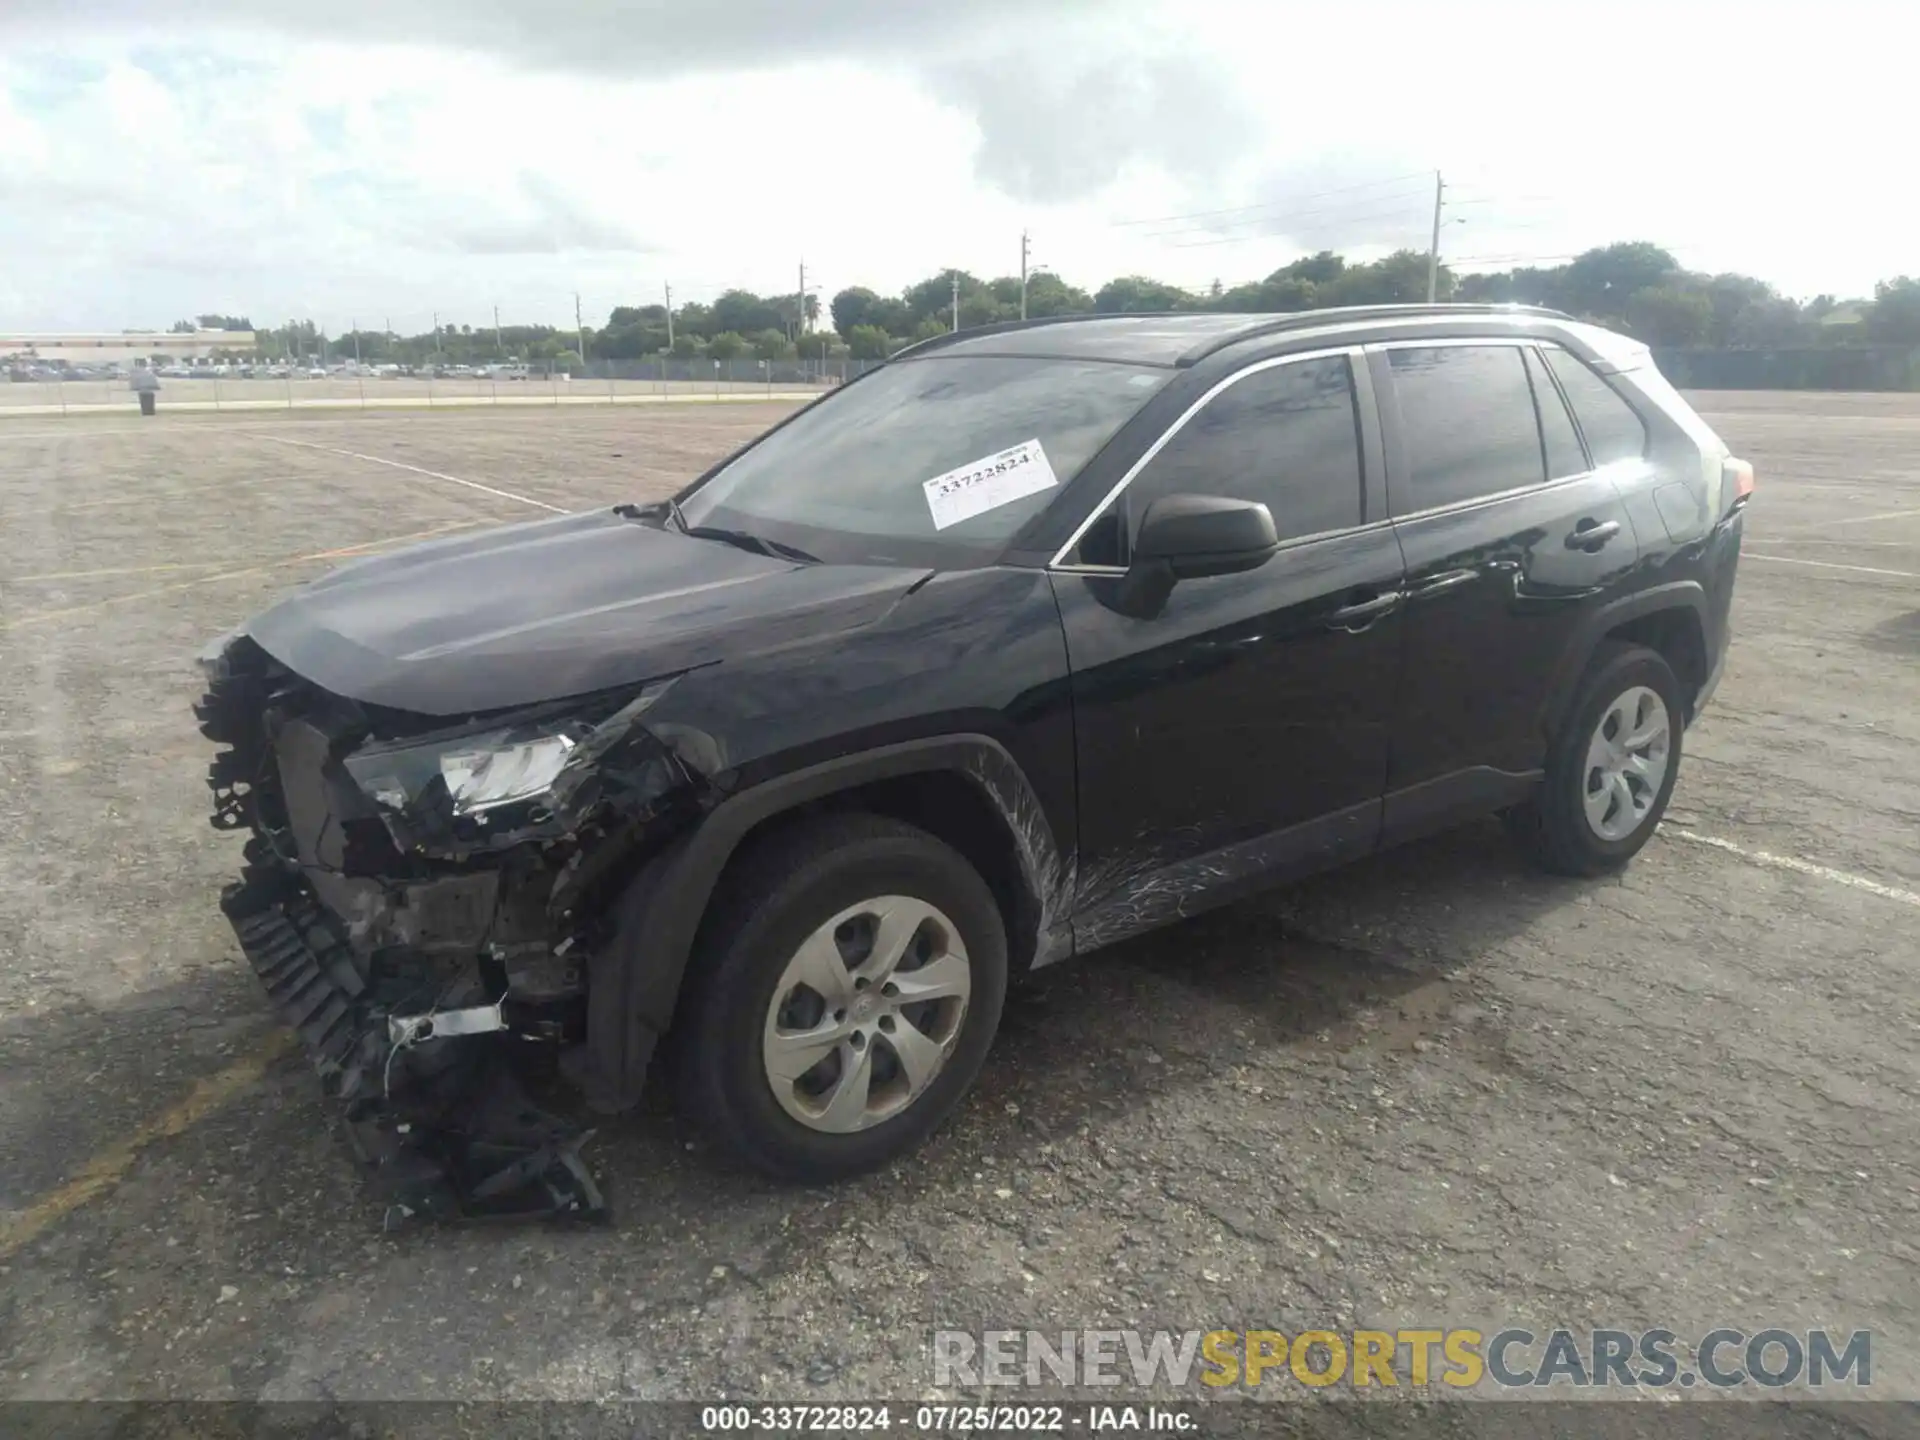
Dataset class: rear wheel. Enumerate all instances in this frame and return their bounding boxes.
[1506,642,1682,876]
[673,812,1008,1180]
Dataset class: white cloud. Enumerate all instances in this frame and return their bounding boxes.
[0,0,1912,332]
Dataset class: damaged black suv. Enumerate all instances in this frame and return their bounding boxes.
[198,306,1750,1220]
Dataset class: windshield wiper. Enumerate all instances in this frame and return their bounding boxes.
[614,499,817,564]
[611,498,687,530]
[685,525,820,565]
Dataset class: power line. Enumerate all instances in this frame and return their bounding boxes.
[1448,253,1582,266]
[1140,189,1437,242]
[1107,169,1432,229]
[1166,201,1433,249]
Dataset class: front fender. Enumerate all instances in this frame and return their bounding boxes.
[574,734,1070,1114]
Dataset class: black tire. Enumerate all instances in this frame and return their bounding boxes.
[1505,641,1684,877]
[672,811,1008,1181]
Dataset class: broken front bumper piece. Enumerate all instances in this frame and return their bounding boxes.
[197,629,716,1225]
[220,862,606,1226]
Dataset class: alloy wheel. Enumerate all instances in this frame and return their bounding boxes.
[760,895,972,1133]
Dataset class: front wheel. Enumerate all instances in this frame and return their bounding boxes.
[1506,642,1683,876]
[672,813,1008,1181]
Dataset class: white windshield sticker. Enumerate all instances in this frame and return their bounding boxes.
[922,438,1060,531]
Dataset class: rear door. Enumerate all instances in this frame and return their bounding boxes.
[1374,339,1642,840]
[1052,349,1407,938]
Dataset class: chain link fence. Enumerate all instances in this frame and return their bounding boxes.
[1651,345,1920,391]
[0,353,892,417]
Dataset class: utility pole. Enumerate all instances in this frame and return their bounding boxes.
[1019,229,1031,321]
[951,269,961,332]
[664,282,674,347]
[574,293,587,370]
[494,304,503,357]
[1426,170,1445,303]
[352,318,361,366]
[797,260,807,339]
[432,310,440,362]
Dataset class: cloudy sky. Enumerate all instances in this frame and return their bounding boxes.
[0,0,1910,334]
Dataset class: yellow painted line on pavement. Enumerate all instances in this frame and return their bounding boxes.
[0,517,490,630]
[0,1029,298,1260]
[10,560,232,582]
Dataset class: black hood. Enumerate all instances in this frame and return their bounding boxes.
[246,509,928,715]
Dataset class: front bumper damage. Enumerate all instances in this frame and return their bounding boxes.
[197,635,704,1226]
[219,858,604,1226]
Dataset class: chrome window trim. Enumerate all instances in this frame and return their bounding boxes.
[1387,468,1605,525]
[1372,335,1536,352]
[1050,515,1400,578]
[1046,343,1363,569]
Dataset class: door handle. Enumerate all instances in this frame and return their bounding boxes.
[1325,590,1403,631]
[1566,518,1622,550]
[1407,568,1478,600]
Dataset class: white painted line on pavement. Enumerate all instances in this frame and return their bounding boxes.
[1664,828,1920,908]
[1742,552,1918,580]
[1797,507,1920,531]
[253,432,566,514]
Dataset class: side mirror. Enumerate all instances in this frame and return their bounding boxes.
[1114,494,1280,617]
[1133,494,1280,579]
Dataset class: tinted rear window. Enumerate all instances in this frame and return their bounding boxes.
[1525,346,1587,479]
[1543,347,1648,465]
[1389,345,1544,509]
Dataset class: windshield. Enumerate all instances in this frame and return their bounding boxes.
[681,356,1171,564]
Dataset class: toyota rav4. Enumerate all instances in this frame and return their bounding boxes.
[196,305,1750,1221]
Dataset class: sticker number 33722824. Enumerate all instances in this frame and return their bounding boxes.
[922,439,1061,532]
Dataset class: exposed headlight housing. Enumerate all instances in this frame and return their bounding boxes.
[438,733,579,814]
[342,682,684,854]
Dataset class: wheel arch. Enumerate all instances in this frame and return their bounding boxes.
[1541,582,1711,741]
[576,735,1068,1114]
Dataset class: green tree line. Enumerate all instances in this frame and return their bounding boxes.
[222,244,1920,367]
[611,244,1920,359]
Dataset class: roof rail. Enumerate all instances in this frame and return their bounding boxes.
[1173,303,1577,364]
[884,303,1576,366]
[886,312,1104,361]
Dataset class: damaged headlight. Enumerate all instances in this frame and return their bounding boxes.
[342,682,686,854]
[345,722,591,822]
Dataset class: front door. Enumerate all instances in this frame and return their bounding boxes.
[1373,340,1643,839]
[1052,350,1407,945]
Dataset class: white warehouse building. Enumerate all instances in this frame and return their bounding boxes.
[0,331,257,363]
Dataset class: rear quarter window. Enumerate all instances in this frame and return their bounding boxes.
[1543,347,1649,466]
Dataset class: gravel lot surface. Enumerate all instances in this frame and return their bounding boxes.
[0,394,1916,1424]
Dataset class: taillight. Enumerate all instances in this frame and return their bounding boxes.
[1723,457,1755,511]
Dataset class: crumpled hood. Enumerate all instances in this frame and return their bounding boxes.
[246,509,928,715]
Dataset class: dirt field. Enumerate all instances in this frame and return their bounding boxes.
[0,393,1916,1414]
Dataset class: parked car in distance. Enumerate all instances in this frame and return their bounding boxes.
[198,304,1751,1218]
